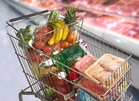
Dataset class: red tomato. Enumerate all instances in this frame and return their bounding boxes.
[38,26,53,34]
[42,33,52,42]
[43,45,52,53]
[135,34,139,39]
[42,42,61,56]
[35,33,43,41]
[38,27,46,33]
[43,26,53,33]
[35,26,53,42]
[26,48,37,59]
[34,41,45,50]
[32,55,44,64]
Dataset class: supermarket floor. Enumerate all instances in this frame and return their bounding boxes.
[0,0,139,101]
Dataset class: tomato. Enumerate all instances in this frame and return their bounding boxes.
[66,33,77,44]
[42,42,61,56]
[43,45,52,53]
[60,40,70,49]
[35,26,53,42]
[35,33,43,41]
[32,55,44,64]
[38,26,53,33]
[38,27,46,33]
[47,26,53,32]
[42,33,52,42]
[26,48,37,59]
[34,41,45,50]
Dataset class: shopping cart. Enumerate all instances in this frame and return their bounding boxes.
[6,10,133,101]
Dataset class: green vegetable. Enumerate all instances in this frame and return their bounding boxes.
[16,25,37,49]
[45,88,55,97]
[48,10,60,22]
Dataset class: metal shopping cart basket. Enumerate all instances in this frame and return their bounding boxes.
[6,10,133,101]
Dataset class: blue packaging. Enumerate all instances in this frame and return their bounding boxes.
[78,90,96,101]
[77,90,116,101]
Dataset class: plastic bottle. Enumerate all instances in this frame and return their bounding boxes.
[55,72,75,101]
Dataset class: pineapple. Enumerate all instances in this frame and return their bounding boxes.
[64,6,78,33]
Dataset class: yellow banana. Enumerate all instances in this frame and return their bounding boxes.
[48,24,57,45]
[53,22,63,43]
[57,19,69,40]
[32,64,45,78]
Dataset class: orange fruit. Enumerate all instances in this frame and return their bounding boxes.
[66,32,77,44]
[60,40,70,49]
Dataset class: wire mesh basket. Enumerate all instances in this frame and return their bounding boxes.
[6,10,133,101]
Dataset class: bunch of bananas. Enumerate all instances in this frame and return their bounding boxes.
[48,19,69,45]
[32,64,45,78]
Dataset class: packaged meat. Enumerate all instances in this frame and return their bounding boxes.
[77,77,118,100]
[118,7,136,16]
[126,1,139,9]
[77,77,105,95]
[70,0,88,7]
[83,13,98,24]
[111,23,135,33]
[91,15,122,30]
[105,5,122,13]
[101,61,121,72]
[88,64,104,78]
[75,54,97,73]
[134,34,139,39]
[133,26,139,32]
[93,4,107,11]
[84,53,128,88]
[76,11,86,20]
[123,30,138,38]
[114,1,126,6]
[135,9,139,17]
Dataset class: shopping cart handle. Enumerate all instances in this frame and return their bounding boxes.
[9,10,49,22]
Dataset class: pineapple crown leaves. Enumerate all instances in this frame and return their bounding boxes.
[64,6,79,25]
